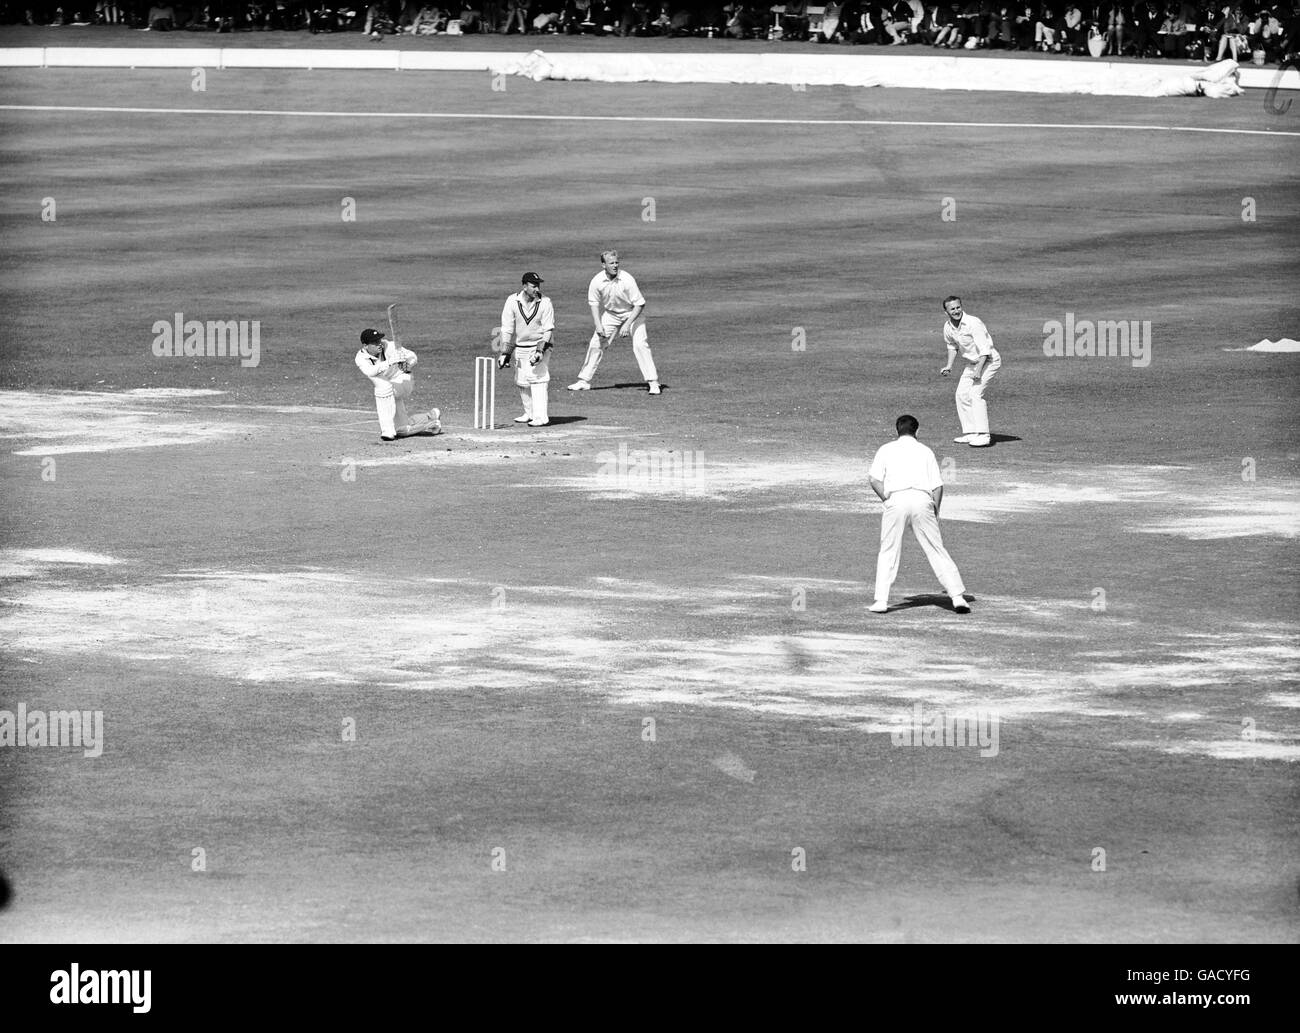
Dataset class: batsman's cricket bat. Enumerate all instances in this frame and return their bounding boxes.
[386,303,400,345]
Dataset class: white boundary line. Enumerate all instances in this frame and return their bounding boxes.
[2,104,1298,137]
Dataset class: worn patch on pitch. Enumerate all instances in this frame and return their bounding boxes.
[0,389,249,455]
[0,548,122,579]
[1129,497,1300,539]
[3,564,1296,762]
[536,457,1300,540]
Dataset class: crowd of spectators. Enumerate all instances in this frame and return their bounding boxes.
[4,0,1297,64]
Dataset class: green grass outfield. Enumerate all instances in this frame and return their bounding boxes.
[0,69,1297,942]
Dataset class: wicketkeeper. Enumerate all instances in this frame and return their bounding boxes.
[355,328,440,441]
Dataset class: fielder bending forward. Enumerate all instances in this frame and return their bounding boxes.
[500,271,555,427]
[939,295,1001,447]
[867,414,970,615]
[355,327,441,441]
[568,249,661,395]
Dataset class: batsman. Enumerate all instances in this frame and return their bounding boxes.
[355,306,440,441]
[499,271,555,427]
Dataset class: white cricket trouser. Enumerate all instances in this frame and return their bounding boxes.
[874,489,966,603]
[374,377,429,438]
[514,346,550,423]
[955,351,1001,435]
[577,311,658,384]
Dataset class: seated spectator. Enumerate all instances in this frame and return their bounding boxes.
[1278,2,1300,63]
[884,0,913,40]
[501,0,525,30]
[667,0,693,33]
[848,5,875,41]
[146,2,175,27]
[363,0,393,31]
[1259,6,1288,61]
[619,0,650,33]
[836,0,863,37]
[1214,3,1246,58]
[457,2,482,28]
[1036,3,1057,46]
[532,0,561,29]
[956,0,981,40]
[1012,2,1036,47]
[1129,0,1160,54]
[1184,0,1213,58]
[781,0,810,39]
[986,2,1014,43]
[590,0,616,31]
[648,0,671,32]
[559,0,592,30]
[310,3,359,30]
[1058,2,1082,49]
[411,2,448,30]
[268,1,304,28]
[173,2,202,28]
[95,0,122,21]
[933,0,963,42]
[1157,2,1189,55]
[911,2,938,40]
[907,0,927,33]
[1087,1,1125,56]
[722,1,759,35]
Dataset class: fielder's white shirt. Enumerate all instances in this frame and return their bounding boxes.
[943,313,998,364]
[500,291,555,348]
[868,436,945,496]
[355,342,417,386]
[588,270,646,315]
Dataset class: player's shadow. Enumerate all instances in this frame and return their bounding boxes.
[592,382,667,391]
[988,433,1020,446]
[533,416,587,426]
[893,593,976,612]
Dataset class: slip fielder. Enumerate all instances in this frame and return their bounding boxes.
[355,327,440,441]
[939,295,1002,448]
[499,271,555,428]
[568,249,661,395]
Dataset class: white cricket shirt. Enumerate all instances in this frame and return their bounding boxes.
[868,435,945,495]
[355,342,416,384]
[501,291,555,347]
[587,270,646,314]
[942,313,996,363]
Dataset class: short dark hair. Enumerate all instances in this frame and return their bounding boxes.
[896,414,919,436]
[942,295,961,309]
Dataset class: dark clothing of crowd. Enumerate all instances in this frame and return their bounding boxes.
[5,0,1298,66]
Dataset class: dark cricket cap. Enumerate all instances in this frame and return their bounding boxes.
[360,328,384,344]
[521,272,544,286]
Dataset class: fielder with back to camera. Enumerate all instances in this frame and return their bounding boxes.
[939,295,1002,447]
[868,414,971,615]
[355,328,440,441]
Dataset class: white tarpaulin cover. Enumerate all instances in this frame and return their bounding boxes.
[498,50,1262,98]
[5,46,1296,97]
